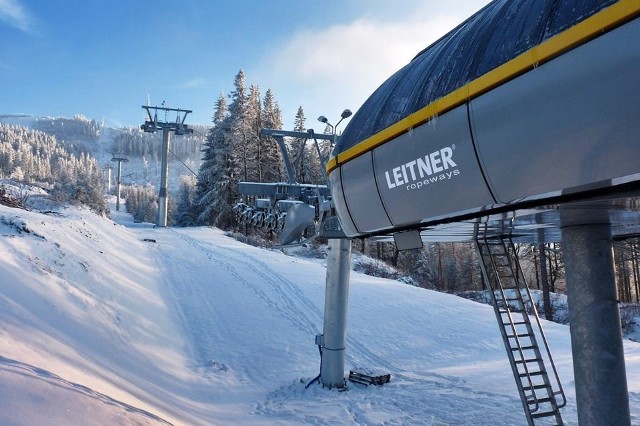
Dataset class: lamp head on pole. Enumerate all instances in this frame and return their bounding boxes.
[317,115,329,124]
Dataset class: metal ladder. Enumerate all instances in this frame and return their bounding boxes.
[476,236,566,425]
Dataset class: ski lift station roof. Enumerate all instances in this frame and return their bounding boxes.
[327,0,640,243]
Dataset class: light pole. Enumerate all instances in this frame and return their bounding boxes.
[318,109,352,147]
[317,109,352,389]
[317,115,334,135]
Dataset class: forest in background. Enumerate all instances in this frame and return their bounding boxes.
[0,123,106,214]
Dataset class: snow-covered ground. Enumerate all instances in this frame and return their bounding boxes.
[2,198,640,425]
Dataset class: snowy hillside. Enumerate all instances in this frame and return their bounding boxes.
[0,114,206,193]
[2,199,640,425]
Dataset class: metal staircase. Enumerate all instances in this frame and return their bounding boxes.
[476,236,566,425]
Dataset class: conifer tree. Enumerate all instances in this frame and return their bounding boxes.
[0,124,106,214]
[227,70,252,182]
[194,73,286,230]
[207,113,238,229]
[175,175,197,226]
[195,91,238,229]
[246,85,262,182]
[260,89,284,182]
[195,93,227,224]
[290,106,307,183]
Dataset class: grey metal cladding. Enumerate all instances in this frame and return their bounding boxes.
[334,0,616,156]
[340,152,393,232]
[328,169,359,237]
[373,105,494,227]
[471,19,640,204]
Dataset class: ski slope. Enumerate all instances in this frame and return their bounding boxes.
[1,198,640,425]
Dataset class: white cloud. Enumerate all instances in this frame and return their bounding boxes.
[177,77,208,89]
[0,0,33,33]
[253,1,489,129]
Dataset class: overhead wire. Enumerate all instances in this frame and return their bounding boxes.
[151,132,199,178]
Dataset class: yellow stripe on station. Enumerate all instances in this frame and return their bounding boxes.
[326,0,640,175]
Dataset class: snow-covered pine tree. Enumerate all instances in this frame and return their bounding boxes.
[246,85,262,182]
[70,153,107,215]
[175,175,197,227]
[0,124,106,213]
[195,93,227,224]
[195,92,238,229]
[260,88,284,183]
[286,106,326,184]
[124,184,158,223]
[290,106,308,183]
[227,70,253,182]
[208,113,238,229]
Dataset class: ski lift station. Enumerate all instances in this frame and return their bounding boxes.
[241,0,640,424]
[324,0,640,424]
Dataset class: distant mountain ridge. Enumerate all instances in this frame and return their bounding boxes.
[0,114,209,193]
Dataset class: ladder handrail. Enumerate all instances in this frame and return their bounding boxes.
[477,238,542,416]
[475,221,565,425]
[507,237,567,409]
[500,239,562,413]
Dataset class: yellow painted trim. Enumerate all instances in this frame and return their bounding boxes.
[326,0,640,175]
[326,156,338,173]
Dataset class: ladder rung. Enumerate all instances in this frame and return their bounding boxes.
[530,410,561,419]
[514,358,542,364]
[527,396,555,405]
[500,306,522,312]
[513,345,537,351]
[519,371,544,378]
[480,238,566,423]
[523,384,549,391]
[505,324,529,329]
[506,333,532,339]
[504,307,525,313]
[487,252,507,257]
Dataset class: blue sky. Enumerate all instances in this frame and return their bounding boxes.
[0,0,490,130]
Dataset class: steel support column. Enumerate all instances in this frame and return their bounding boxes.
[111,157,128,212]
[106,167,112,193]
[561,213,630,425]
[320,238,351,388]
[116,161,122,212]
[157,127,170,227]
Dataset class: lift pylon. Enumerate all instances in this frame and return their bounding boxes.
[110,156,128,212]
[140,104,193,227]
